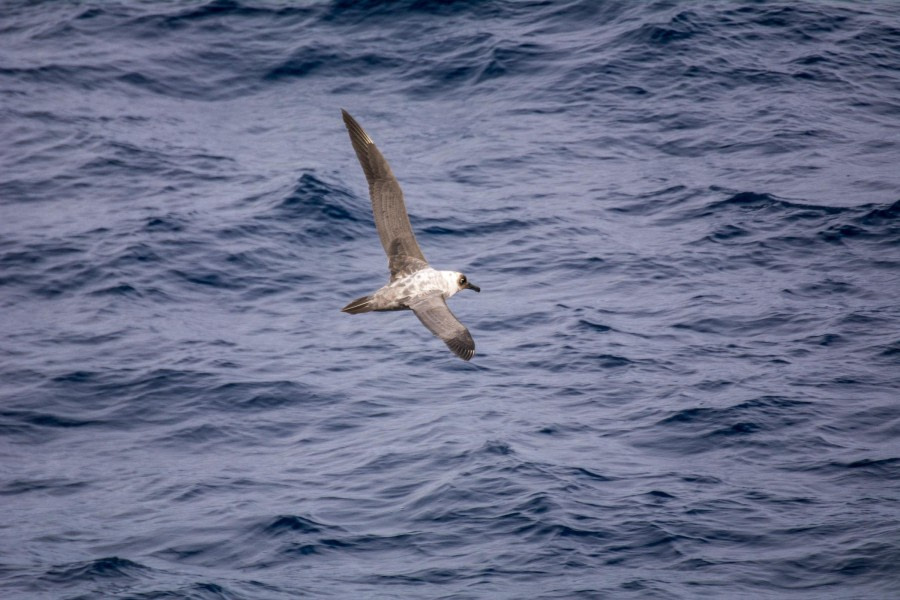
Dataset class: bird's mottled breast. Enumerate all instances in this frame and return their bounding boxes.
[374,268,445,309]
[396,268,445,297]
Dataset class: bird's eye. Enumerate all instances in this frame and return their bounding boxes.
[459,275,467,285]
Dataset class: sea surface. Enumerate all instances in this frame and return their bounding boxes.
[2,1,899,598]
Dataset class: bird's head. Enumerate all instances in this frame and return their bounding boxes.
[442,271,480,297]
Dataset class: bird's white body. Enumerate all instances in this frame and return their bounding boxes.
[370,268,464,311]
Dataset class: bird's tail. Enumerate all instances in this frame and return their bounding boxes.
[342,295,373,314]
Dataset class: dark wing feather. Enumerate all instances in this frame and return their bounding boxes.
[341,110,427,276]
[389,252,429,281]
[409,294,476,361]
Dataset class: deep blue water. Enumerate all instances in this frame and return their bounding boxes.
[2,1,900,598]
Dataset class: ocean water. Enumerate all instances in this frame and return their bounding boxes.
[2,0,899,598]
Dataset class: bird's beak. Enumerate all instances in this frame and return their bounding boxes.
[466,282,481,293]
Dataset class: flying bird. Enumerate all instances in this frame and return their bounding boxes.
[340,110,480,361]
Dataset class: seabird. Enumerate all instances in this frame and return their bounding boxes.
[340,109,481,361]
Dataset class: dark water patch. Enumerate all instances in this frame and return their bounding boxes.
[158,242,322,299]
[782,278,859,300]
[879,340,900,357]
[156,477,285,506]
[208,380,330,412]
[266,46,402,81]
[804,333,845,347]
[515,0,632,35]
[242,515,427,567]
[637,490,677,504]
[154,0,315,26]
[487,251,608,276]
[0,411,38,439]
[0,408,107,443]
[706,223,750,242]
[672,312,819,338]
[857,198,900,226]
[694,379,736,392]
[571,467,615,483]
[57,328,129,346]
[107,242,164,269]
[479,310,548,333]
[116,580,261,599]
[22,411,105,429]
[79,142,233,184]
[0,477,89,497]
[145,214,188,233]
[0,63,114,91]
[31,368,219,427]
[277,174,359,220]
[89,282,142,297]
[841,457,900,476]
[2,236,185,302]
[698,191,849,219]
[401,35,568,100]
[515,518,612,546]
[259,173,371,244]
[521,350,634,373]
[169,267,242,290]
[591,354,632,369]
[749,540,900,593]
[480,439,513,456]
[0,243,86,287]
[181,581,250,600]
[789,457,900,482]
[419,216,555,238]
[324,0,502,23]
[114,61,262,102]
[282,532,414,558]
[511,492,559,517]
[101,372,319,424]
[263,515,329,536]
[474,41,555,83]
[575,319,611,333]
[42,557,149,583]
[154,422,235,448]
[607,185,693,216]
[818,223,871,244]
[603,521,688,567]
[617,10,702,47]
[635,396,815,455]
[35,263,108,298]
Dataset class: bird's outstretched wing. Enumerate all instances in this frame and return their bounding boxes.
[342,110,427,279]
[409,294,476,361]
